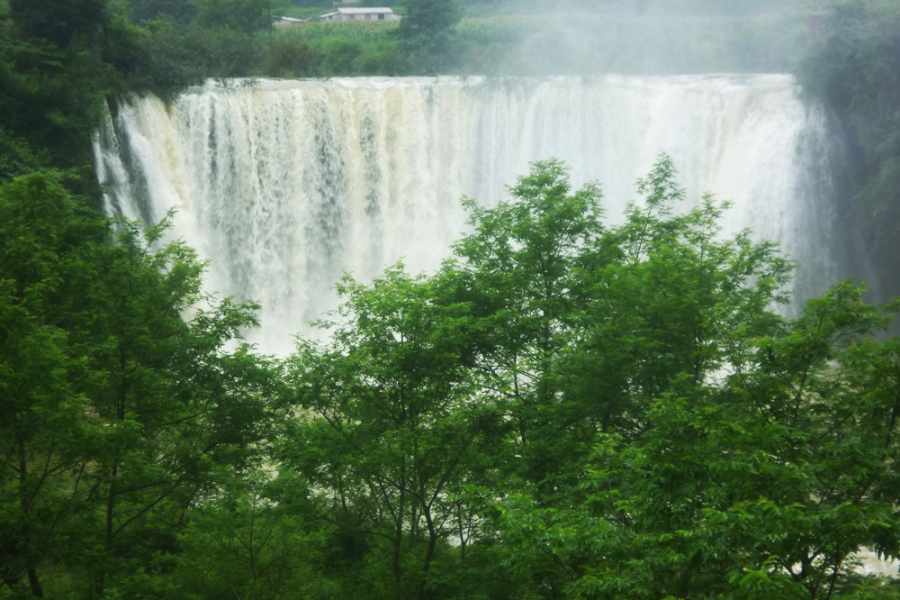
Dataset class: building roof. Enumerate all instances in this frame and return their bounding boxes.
[336,7,395,13]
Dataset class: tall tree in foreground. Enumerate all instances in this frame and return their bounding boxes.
[279,156,900,599]
[72,215,276,597]
[449,160,605,498]
[497,282,900,600]
[0,172,102,598]
[485,157,900,600]
[0,170,277,598]
[281,267,503,600]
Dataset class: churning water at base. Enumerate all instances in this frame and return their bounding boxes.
[95,75,845,355]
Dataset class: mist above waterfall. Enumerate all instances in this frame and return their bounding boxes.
[96,75,846,355]
[452,0,819,76]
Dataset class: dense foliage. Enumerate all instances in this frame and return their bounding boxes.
[269,157,900,600]
[394,0,461,73]
[0,173,277,597]
[0,0,110,180]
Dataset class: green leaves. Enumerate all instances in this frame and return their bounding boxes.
[190,0,278,34]
[395,0,463,73]
[432,157,900,599]
[9,0,107,50]
[275,155,900,600]
[281,266,496,600]
[0,169,278,596]
[6,149,898,599]
[495,274,900,599]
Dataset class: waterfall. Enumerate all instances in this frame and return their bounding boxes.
[95,75,845,355]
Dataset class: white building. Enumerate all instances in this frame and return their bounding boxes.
[320,7,401,22]
[274,16,308,27]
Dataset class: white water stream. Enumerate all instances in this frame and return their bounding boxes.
[95,75,844,356]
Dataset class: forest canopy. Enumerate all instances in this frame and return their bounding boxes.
[4,152,900,598]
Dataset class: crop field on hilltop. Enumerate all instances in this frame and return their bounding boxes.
[276,20,400,44]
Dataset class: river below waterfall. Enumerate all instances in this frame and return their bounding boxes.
[94,75,847,356]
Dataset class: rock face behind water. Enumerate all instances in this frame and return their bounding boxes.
[95,75,847,355]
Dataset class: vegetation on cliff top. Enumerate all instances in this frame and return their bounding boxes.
[795,0,900,301]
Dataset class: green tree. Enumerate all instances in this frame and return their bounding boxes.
[475,158,900,600]
[1,0,151,176]
[561,155,790,444]
[9,0,106,49]
[0,2,285,595]
[0,170,277,597]
[191,0,287,33]
[172,475,338,600]
[497,283,900,600]
[395,0,461,73]
[123,19,260,100]
[69,215,275,596]
[0,172,103,598]
[281,266,501,600]
[0,21,105,173]
[448,160,605,496]
[128,0,198,24]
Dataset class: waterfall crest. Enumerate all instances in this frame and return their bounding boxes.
[95,75,844,355]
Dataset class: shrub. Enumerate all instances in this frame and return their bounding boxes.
[126,20,261,99]
[317,37,363,75]
[261,36,322,77]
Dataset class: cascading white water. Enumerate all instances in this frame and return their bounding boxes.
[95,75,844,355]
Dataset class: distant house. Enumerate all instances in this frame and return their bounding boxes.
[320,7,401,22]
[274,16,308,27]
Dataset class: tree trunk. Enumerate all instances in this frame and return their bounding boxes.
[96,464,118,597]
[393,484,406,600]
[415,507,438,600]
[18,439,44,598]
[27,567,43,598]
[392,521,405,600]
